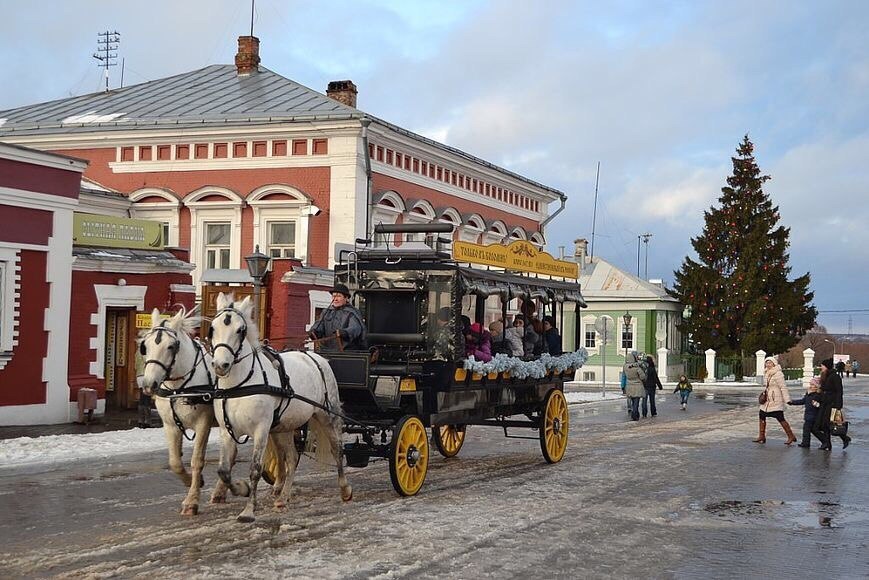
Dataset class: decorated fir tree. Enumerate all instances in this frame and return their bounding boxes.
[672,135,816,356]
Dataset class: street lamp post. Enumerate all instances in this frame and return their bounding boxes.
[244,244,271,331]
[623,311,633,360]
[822,338,835,362]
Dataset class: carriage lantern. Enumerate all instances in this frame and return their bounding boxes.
[245,244,271,322]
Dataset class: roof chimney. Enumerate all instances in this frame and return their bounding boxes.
[574,238,589,265]
[235,36,261,75]
[326,80,358,108]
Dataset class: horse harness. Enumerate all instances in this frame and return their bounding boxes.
[142,322,215,441]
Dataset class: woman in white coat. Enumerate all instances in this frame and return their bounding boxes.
[754,356,797,445]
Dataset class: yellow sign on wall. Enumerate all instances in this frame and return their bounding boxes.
[135,313,170,329]
[453,240,579,279]
[73,213,163,250]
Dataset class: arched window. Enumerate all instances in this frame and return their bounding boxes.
[247,184,315,263]
[129,188,180,246]
[185,186,244,291]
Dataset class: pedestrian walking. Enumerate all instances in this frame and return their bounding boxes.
[845,360,852,378]
[853,360,860,377]
[674,374,693,410]
[835,360,845,378]
[754,356,797,445]
[811,359,851,451]
[623,351,647,421]
[787,377,824,448]
[641,355,663,417]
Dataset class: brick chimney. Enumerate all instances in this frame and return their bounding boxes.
[574,238,589,265]
[326,80,358,108]
[235,36,261,75]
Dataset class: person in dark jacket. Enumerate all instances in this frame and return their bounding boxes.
[811,359,851,450]
[541,315,562,356]
[788,377,823,448]
[309,283,366,351]
[641,355,663,417]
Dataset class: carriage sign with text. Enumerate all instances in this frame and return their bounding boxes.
[291,223,588,496]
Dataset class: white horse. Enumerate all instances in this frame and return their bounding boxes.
[210,293,352,523]
[139,306,228,515]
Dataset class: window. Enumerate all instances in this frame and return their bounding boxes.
[161,222,170,247]
[205,223,231,269]
[267,221,296,258]
[583,371,596,381]
[621,323,634,350]
[585,324,597,348]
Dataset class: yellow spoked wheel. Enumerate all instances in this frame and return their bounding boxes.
[432,424,467,458]
[389,415,429,497]
[539,388,569,463]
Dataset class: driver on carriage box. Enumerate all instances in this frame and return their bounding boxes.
[309,283,366,351]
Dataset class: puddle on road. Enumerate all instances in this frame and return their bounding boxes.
[696,499,866,529]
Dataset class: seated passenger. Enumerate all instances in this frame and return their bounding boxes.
[464,322,492,362]
[489,320,508,354]
[542,315,563,355]
[505,316,526,357]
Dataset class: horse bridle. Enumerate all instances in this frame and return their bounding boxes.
[210,306,250,365]
[141,321,184,381]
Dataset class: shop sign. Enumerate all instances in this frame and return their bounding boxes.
[136,313,170,329]
[73,213,163,250]
[453,240,579,279]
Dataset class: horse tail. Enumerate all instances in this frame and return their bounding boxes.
[308,352,344,467]
[308,416,338,467]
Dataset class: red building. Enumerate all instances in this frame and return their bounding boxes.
[0,36,568,353]
[0,143,85,425]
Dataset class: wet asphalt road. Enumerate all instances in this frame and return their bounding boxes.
[0,378,867,579]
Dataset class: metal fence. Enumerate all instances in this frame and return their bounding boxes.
[680,354,706,380]
[715,355,756,381]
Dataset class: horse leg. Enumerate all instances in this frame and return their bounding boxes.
[181,416,210,516]
[314,413,352,502]
[237,426,270,523]
[216,428,250,501]
[162,422,192,487]
[270,432,294,511]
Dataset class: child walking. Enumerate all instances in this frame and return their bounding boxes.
[787,377,822,448]
[674,374,693,410]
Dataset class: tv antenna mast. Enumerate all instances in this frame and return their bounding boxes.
[590,161,600,259]
[93,31,120,92]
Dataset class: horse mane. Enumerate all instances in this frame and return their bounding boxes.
[217,294,260,348]
[175,305,202,337]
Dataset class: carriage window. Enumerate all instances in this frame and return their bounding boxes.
[205,223,231,269]
[366,291,418,334]
[267,221,295,258]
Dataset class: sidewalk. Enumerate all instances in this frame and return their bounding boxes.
[0,409,157,441]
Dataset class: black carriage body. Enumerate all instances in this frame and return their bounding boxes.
[322,241,585,430]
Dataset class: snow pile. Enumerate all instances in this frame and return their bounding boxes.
[565,391,622,404]
[0,427,215,469]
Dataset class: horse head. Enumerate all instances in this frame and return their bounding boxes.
[139,306,199,395]
[210,292,258,377]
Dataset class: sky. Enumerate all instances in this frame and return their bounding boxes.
[2,1,868,334]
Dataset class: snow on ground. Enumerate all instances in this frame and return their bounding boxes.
[0,427,217,470]
[565,391,622,404]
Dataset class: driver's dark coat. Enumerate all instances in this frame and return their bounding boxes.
[310,304,365,351]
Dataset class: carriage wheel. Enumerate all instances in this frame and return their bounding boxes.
[539,389,569,463]
[261,430,304,486]
[389,415,429,496]
[432,424,466,458]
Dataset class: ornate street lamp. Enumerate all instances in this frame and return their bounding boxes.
[244,244,271,328]
[623,311,633,360]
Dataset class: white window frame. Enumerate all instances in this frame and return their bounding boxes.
[186,187,244,291]
[129,188,180,246]
[248,185,313,264]
[0,249,20,366]
[266,220,297,259]
[204,222,233,269]
[621,318,637,352]
[584,323,597,349]
[482,220,508,245]
[459,214,486,243]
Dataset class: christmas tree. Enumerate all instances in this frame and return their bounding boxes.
[672,135,817,356]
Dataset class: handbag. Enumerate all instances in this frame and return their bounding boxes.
[758,391,768,405]
[830,409,848,436]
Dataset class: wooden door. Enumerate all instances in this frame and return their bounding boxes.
[105,308,136,410]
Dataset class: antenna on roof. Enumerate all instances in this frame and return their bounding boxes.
[250,0,255,37]
[93,31,120,93]
[590,161,600,260]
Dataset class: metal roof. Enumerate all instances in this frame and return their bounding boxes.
[0,65,360,135]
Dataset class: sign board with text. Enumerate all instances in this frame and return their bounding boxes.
[73,213,163,250]
[452,240,579,279]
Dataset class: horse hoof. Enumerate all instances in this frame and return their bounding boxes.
[238,481,251,498]
[181,505,199,516]
[342,489,353,502]
[237,514,255,523]
[210,495,227,504]
[274,500,287,511]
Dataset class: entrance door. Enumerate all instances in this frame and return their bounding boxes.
[104,308,136,410]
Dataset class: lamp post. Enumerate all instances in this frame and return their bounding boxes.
[244,244,271,330]
[822,338,836,361]
[623,311,633,360]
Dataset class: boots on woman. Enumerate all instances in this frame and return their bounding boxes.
[753,419,767,443]
[780,420,797,446]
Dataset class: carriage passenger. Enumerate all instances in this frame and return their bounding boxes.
[309,283,366,351]
[464,322,492,362]
[542,315,562,356]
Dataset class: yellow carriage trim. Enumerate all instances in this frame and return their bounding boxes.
[452,240,578,279]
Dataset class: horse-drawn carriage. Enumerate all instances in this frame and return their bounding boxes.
[303,223,587,496]
[140,223,586,521]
